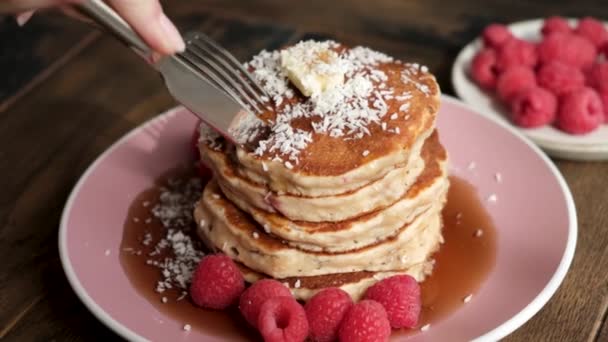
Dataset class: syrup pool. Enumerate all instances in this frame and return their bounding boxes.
[120,168,496,340]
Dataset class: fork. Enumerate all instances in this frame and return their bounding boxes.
[77,0,270,143]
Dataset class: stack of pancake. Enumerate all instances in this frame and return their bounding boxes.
[194,40,449,301]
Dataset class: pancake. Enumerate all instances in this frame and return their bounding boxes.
[209,131,448,252]
[193,40,449,300]
[194,180,445,279]
[200,130,434,222]
[236,260,434,301]
[199,41,441,197]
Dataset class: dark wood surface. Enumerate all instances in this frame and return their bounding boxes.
[0,1,606,341]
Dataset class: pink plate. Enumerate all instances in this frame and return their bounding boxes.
[59,95,576,341]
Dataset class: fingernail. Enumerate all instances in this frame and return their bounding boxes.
[159,14,185,53]
[16,10,35,27]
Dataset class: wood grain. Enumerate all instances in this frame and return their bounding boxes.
[0,1,607,341]
[0,14,94,111]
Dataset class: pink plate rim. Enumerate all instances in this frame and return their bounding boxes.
[58,95,577,342]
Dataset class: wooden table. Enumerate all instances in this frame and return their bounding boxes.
[1,1,606,341]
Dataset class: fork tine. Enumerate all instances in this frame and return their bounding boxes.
[177,51,254,113]
[193,33,270,103]
[190,37,267,109]
[186,41,263,113]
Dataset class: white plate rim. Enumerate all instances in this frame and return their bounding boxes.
[58,96,577,342]
[451,18,608,161]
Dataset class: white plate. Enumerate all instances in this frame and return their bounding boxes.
[452,18,608,161]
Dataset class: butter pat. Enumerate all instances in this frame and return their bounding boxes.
[280,41,346,97]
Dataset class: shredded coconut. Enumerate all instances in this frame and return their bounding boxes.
[242,41,415,164]
[487,194,497,203]
[142,233,153,246]
[401,64,430,95]
[463,294,473,303]
[495,172,503,183]
[146,177,204,294]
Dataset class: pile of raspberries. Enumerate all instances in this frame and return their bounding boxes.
[189,254,423,342]
[471,16,608,134]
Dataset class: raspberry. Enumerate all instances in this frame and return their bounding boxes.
[557,87,604,134]
[496,66,536,102]
[600,42,608,59]
[537,61,585,96]
[364,275,421,329]
[240,279,292,327]
[258,296,309,342]
[496,38,538,71]
[598,89,608,122]
[190,254,245,310]
[587,62,608,91]
[196,161,213,182]
[305,288,353,342]
[482,24,513,49]
[575,17,608,48]
[538,32,597,70]
[471,49,499,90]
[338,300,391,342]
[541,16,572,36]
[510,87,557,128]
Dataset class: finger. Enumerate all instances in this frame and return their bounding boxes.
[107,0,184,55]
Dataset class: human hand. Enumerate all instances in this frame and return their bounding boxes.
[1,0,185,55]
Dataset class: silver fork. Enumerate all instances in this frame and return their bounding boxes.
[77,0,270,143]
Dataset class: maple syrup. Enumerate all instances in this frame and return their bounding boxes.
[120,171,496,340]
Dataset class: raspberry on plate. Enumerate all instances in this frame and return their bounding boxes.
[510,87,557,128]
[258,296,309,342]
[496,38,538,71]
[600,43,608,59]
[575,17,608,48]
[338,300,391,342]
[240,279,292,327]
[598,89,608,122]
[538,32,597,70]
[587,62,608,91]
[197,161,213,182]
[496,66,536,102]
[541,16,572,36]
[190,254,245,310]
[364,275,421,329]
[537,61,585,96]
[471,49,499,89]
[557,87,604,134]
[482,24,513,49]
[305,288,353,342]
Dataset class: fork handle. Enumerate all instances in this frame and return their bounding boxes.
[76,0,152,58]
